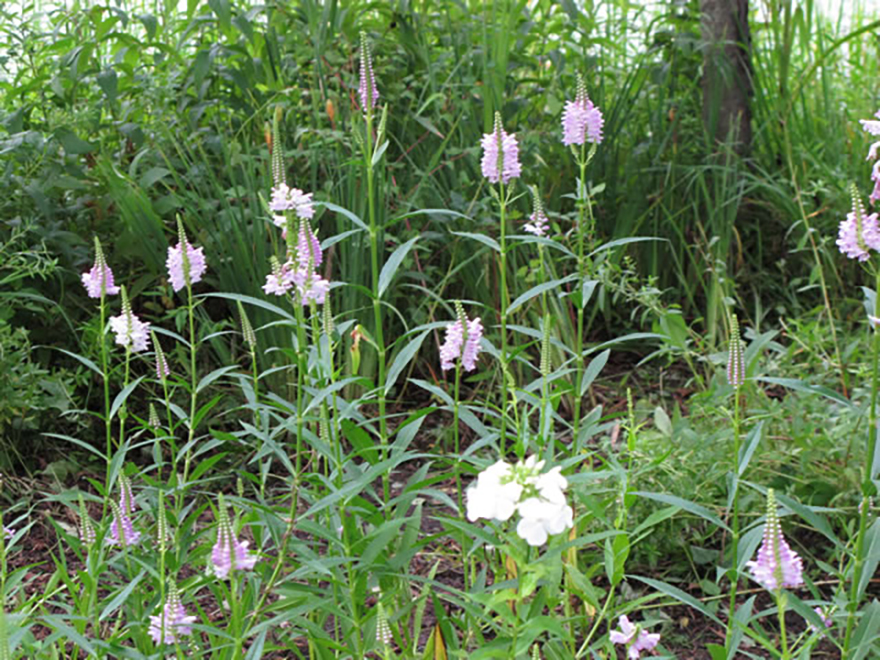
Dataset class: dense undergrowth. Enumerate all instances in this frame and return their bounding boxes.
[2,0,880,658]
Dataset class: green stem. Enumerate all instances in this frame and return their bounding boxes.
[453,362,469,594]
[365,109,389,505]
[118,347,131,448]
[778,592,790,660]
[176,284,198,517]
[498,181,509,456]
[842,266,880,657]
[575,583,616,658]
[572,158,588,446]
[727,388,741,649]
[100,293,111,459]
[294,299,308,489]
[100,294,112,520]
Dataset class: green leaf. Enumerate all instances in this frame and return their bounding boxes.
[859,520,880,600]
[587,236,666,257]
[506,275,578,315]
[109,376,145,421]
[378,236,419,299]
[451,231,501,253]
[320,201,369,231]
[633,491,730,532]
[42,616,96,655]
[53,348,102,376]
[201,293,294,321]
[137,13,158,39]
[97,68,118,102]
[755,377,852,408]
[579,349,609,396]
[604,533,630,586]
[726,595,754,659]
[197,366,238,393]
[632,576,722,625]
[738,421,764,477]
[707,644,726,660]
[386,329,431,395]
[852,599,880,660]
[580,278,599,310]
[100,571,144,620]
[772,490,841,549]
[55,129,95,155]
[371,140,389,166]
[244,630,268,660]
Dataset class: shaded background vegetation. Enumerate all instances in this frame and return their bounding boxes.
[1,0,879,464]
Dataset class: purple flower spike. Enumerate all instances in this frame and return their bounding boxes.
[211,496,257,579]
[291,267,330,306]
[746,489,804,592]
[263,258,295,296]
[167,221,208,294]
[359,31,379,113]
[727,314,745,388]
[118,474,136,515]
[155,347,169,380]
[610,615,661,659]
[480,112,521,185]
[107,501,141,547]
[149,584,197,645]
[109,288,151,353]
[297,222,323,271]
[525,187,549,237]
[439,306,483,372]
[439,320,464,372]
[461,318,483,372]
[270,183,314,219]
[838,187,880,262]
[82,237,121,299]
[562,74,604,147]
[3,527,13,541]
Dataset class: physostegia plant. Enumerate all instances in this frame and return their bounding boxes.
[561,73,603,446]
[357,31,392,501]
[746,489,804,659]
[725,312,745,651]
[480,111,521,453]
[165,217,207,515]
[838,112,880,654]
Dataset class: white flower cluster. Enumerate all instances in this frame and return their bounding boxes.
[466,456,574,546]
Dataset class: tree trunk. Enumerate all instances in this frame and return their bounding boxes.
[701,0,752,154]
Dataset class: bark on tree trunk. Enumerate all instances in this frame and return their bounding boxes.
[701,0,752,154]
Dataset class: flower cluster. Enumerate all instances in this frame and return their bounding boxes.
[480,112,521,185]
[107,476,141,547]
[269,183,315,220]
[525,187,549,237]
[109,289,151,353]
[860,111,880,204]
[837,187,880,262]
[148,584,196,645]
[727,313,745,388]
[810,605,833,637]
[166,239,207,292]
[466,456,574,546]
[81,237,120,298]
[439,310,483,372]
[562,74,604,147]
[264,131,329,305]
[262,255,330,305]
[610,615,661,659]
[211,495,257,579]
[745,489,803,592]
[359,30,379,113]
